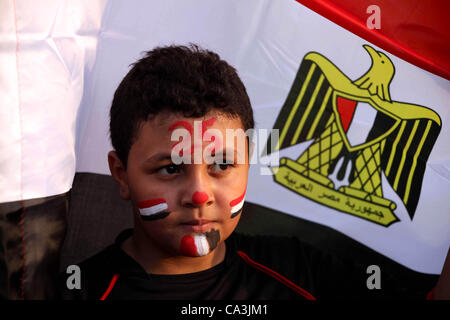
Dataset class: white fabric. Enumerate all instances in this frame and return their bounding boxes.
[1,0,449,273]
[346,103,378,147]
[0,0,107,202]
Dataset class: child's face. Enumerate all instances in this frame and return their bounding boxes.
[111,110,249,258]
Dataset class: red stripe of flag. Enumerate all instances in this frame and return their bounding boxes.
[180,235,198,257]
[138,198,166,209]
[230,191,246,207]
[295,0,450,80]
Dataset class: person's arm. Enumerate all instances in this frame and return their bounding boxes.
[429,247,450,299]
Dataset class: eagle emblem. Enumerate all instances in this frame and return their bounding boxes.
[264,45,441,227]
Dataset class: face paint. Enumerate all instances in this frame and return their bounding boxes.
[192,191,209,205]
[169,118,216,162]
[137,198,170,221]
[203,128,223,161]
[179,229,220,257]
[205,228,220,252]
[169,121,193,159]
[201,118,216,136]
[230,191,246,218]
[180,235,197,257]
[168,120,193,135]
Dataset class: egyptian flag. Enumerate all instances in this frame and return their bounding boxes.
[230,191,246,218]
[137,198,169,221]
[2,0,448,296]
[180,230,221,257]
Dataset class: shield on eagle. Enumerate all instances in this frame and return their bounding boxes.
[264,45,441,227]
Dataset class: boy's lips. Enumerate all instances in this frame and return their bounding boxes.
[181,219,215,233]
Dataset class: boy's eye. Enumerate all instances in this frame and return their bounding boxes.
[212,162,232,172]
[158,164,181,175]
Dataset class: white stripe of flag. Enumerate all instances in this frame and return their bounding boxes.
[194,235,209,256]
[138,198,168,216]
[230,192,246,214]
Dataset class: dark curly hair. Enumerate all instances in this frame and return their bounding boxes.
[110,44,254,167]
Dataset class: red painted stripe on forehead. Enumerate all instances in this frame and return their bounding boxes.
[137,198,166,209]
[230,191,246,207]
[202,118,216,136]
[192,191,208,205]
[168,120,193,134]
[180,235,197,257]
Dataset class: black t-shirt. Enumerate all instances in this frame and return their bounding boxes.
[59,229,430,300]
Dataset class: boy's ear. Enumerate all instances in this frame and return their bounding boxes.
[108,151,130,200]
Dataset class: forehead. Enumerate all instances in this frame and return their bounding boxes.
[133,111,245,151]
[156,110,242,128]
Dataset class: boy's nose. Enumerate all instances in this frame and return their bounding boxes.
[182,189,213,208]
[192,191,209,205]
[181,166,214,208]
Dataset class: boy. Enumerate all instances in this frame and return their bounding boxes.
[60,44,441,300]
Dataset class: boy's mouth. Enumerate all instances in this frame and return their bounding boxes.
[181,219,215,233]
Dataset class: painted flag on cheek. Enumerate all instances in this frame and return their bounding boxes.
[137,198,170,221]
[230,192,246,218]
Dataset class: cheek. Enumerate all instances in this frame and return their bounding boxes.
[215,167,248,218]
[220,176,247,219]
[133,185,177,223]
[128,172,180,222]
[138,217,182,251]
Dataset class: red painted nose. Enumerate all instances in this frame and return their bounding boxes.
[192,191,209,205]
